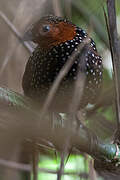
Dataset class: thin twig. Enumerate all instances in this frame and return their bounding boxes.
[64,0,72,20]
[0,87,120,170]
[0,10,33,77]
[42,41,90,180]
[57,139,70,180]
[52,0,62,16]
[32,143,39,180]
[66,0,109,48]
[0,158,88,178]
[0,10,32,54]
[42,37,90,116]
[69,46,89,113]
[106,0,120,127]
[57,152,66,180]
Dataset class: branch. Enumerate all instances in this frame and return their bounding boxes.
[0,158,88,178]
[106,0,120,136]
[52,0,62,16]
[0,87,120,172]
[0,10,33,54]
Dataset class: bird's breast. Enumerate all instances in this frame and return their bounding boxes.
[22,27,102,111]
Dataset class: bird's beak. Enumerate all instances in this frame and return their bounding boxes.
[22,29,34,41]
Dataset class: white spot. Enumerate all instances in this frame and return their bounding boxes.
[65,42,69,45]
[75,48,78,51]
[92,53,95,57]
[66,52,69,55]
[88,51,91,54]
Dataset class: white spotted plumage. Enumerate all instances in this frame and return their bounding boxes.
[23,23,103,110]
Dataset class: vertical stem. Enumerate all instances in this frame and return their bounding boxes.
[32,144,39,180]
[52,0,62,17]
[106,0,120,127]
[0,11,32,54]
[57,152,65,180]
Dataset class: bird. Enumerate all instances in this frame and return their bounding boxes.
[22,15,103,113]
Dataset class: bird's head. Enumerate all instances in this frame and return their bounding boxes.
[23,15,76,49]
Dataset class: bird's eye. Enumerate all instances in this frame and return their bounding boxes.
[42,25,50,32]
